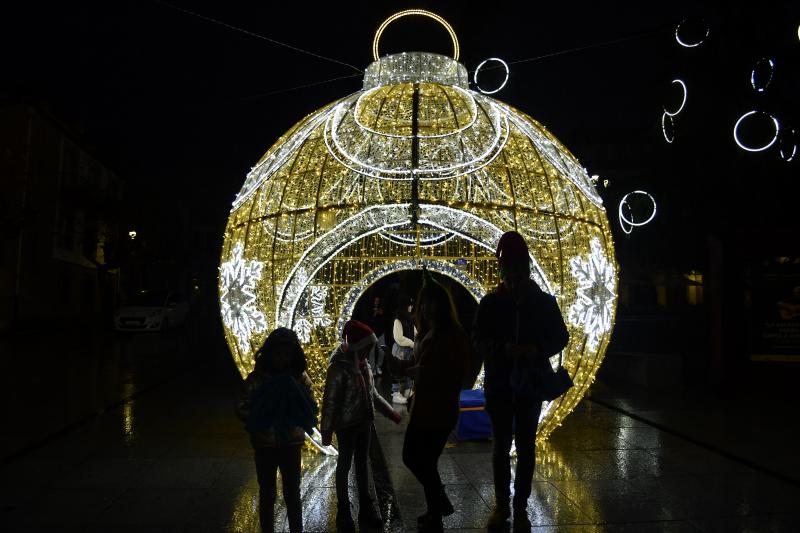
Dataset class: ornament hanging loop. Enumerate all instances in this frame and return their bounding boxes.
[373,9,460,61]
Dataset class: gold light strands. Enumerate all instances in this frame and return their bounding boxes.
[220,11,618,450]
[372,9,460,61]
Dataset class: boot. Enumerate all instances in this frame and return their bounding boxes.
[487,502,511,530]
[417,511,443,532]
[512,508,532,532]
[358,502,383,529]
[335,505,355,533]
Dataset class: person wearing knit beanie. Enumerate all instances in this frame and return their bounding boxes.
[320,319,402,531]
[473,231,569,532]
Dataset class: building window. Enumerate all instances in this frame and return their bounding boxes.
[686,270,704,306]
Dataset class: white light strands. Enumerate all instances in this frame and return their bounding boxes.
[664,79,687,116]
[778,128,797,162]
[675,18,710,48]
[617,190,657,235]
[474,57,510,94]
[568,238,616,351]
[751,58,775,92]
[733,110,780,152]
[220,11,618,447]
[662,112,676,143]
[220,243,268,354]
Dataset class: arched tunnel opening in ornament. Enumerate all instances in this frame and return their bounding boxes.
[219,48,620,460]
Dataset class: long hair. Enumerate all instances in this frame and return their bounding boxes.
[254,327,307,377]
[414,275,461,339]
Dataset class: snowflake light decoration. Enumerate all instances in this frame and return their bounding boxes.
[220,11,618,449]
[294,286,333,343]
[568,238,617,350]
[220,243,267,352]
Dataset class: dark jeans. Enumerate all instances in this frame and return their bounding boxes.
[486,395,543,510]
[402,421,450,514]
[335,421,372,512]
[254,445,302,533]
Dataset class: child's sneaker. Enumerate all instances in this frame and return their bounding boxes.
[391,391,407,404]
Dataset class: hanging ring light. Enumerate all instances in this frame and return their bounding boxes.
[733,110,780,152]
[675,18,710,48]
[373,9,460,61]
[664,79,687,117]
[661,112,675,143]
[474,57,510,94]
[618,191,657,234]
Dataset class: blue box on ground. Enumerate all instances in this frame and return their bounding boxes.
[456,389,491,440]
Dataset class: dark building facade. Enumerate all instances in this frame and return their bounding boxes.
[1,103,124,330]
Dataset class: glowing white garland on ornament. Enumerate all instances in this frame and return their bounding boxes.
[276,203,556,330]
[733,110,780,152]
[220,243,268,352]
[232,102,340,210]
[502,106,604,207]
[474,57,509,94]
[324,93,510,181]
[664,79,687,116]
[353,85,478,139]
[568,238,616,350]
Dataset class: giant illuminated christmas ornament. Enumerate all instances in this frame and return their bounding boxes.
[219,10,618,449]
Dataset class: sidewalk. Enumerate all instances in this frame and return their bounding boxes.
[2,356,799,531]
[376,374,800,532]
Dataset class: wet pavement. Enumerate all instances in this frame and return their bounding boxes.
[1,320,799,532]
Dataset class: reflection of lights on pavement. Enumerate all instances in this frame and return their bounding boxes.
[474,57,509,94]
[230,486,259,531]
[733,110,780,152]
[664,79,687,116]
[121,382,136,444]
[308,427,339,456]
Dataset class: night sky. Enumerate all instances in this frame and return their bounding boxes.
[4,1,799,271]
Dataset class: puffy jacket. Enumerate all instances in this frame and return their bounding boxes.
[320,347,394,433]
[235,370,316,448]
[472,280,569,399]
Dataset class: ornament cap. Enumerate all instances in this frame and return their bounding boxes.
[363,51,468,90]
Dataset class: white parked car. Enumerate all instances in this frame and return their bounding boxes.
[114,290,190,331]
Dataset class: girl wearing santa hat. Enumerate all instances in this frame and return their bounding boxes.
[320,319,402,532]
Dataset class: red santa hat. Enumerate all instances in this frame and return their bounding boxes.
[341,319,377,353]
